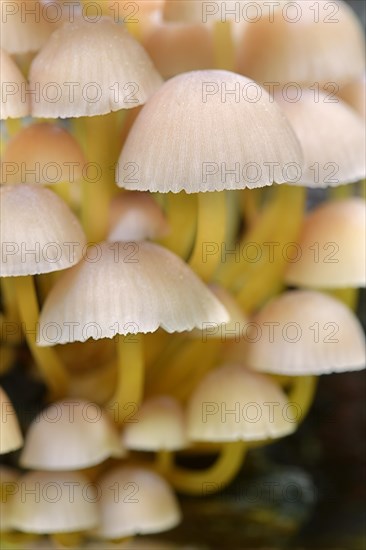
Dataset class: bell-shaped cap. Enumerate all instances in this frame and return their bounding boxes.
[0,387,23,454]
[285,198,366,288]
[0,184,86,277]
[187,364,297,442]
[245,290,366,375]
[96,466,181,539]
[38,241,229,345]
[8,470,99,533]
[29,16,163,118]
[108,192,169,242]
[0,49,30,119]
[117,70,303,193]
[20,399,125,470]
[277,91,366,187]
[2,123,86,185]
[236,0,365,86]
[0,0,54,54]
[122,396,187,451]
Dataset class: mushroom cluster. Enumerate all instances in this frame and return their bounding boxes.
[0,0,365,547]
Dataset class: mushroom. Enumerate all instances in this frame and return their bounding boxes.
[276,91,366,187]
[20,399,124,471]
[285,198,366,289]
[95,466,181,540]
[8,470,99,545]
[37,241,229,422]
[117,70,302,280]
[0,387,23,454]
[0,0,54,55]
[0,184,87,397]
[236,0,365,87]
[0,49,30,120]
[108,192,169,243]
[245,290,366,375]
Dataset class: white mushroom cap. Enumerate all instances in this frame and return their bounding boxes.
[38,241,229,345]
[8,470,99,534]
[0,0,55,54]
[122,396,188,451]
[20,399,125,471]
[108,192,169,242]
[2,123,86,185]
[0,49,30,119]
[0,387,23,454]
[29,16,163,118]
[277,91,366,187]
[0,184,86,277]
[187,364,297,442]
[236,0,365,86]
[285,198,366,288]
[245,290,366,375]
[117,70,303,193]
[96,467,181,539]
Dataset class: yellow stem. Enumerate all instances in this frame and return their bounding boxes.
[158,193,197,260]
[12,276,69,400]
[287,376,318,425]
[52,532,83,548]
[168,441,246,495]
[213,21,235,71]
[235,185,305,313]
[189,192,228,282]
[5,118,22,139]
[155,449,173,476]
[109,334,144,425]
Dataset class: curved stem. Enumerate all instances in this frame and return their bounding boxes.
[109,334,144,425]
[287,376,318,425]
[158,193,197,260]
[189,192,228,282]
[13,276,69,400]
[167,441,246,496]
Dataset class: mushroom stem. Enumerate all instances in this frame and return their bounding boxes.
[287,376,318,424]
[80,114,114,243]
[52,532,83,548]
[213,21,235,71]
[12,275,69,400]
[109,334,144,425]
[155,449,173,475]
[189,191,228,282]
[168,441,246,495]
[5,118,22,138]
[158,193,197,260]
[235,185,306,313]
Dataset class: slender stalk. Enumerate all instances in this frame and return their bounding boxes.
[213,21,235,71]
[12,276,69,400]
[109,334,144,425]
[52,533,83,548]
[158,193,198,260]
[287,376,318,425]
[155,449,173,476]
[189,192,228,282]
[168,441,246,495]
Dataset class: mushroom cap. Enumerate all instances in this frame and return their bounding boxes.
[38,241,229,345]
[187,364,297,442]
[96,466,181,539]
[0,184,87,277]
[285,198,366,288]
[245,290,366,375]
[236,0,365,86]
[0,0,55,54]
[29,16,163,118]
[8,470,99,534]
[277,91,366,187]
[122,396,188,451]
[2,123,86,185]
[20,399,125,471]
[144,21,215,79]
[0,387,23,454]
[117,70,303,193]
[0,466,19,531]
[190,284,249,340]
[0,49,30,119]
[108,192,169,242]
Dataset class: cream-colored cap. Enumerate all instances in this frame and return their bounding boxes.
[0,49,30,119]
